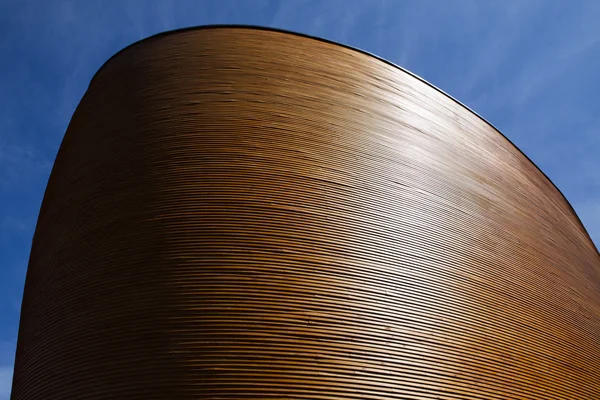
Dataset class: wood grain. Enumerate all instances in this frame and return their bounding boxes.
[11,26,600,399]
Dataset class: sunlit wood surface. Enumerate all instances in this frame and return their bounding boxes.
[11,27,600,399]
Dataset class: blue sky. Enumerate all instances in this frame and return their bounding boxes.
[1,0,599,397]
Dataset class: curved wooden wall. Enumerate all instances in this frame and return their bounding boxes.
[11,27,600,399]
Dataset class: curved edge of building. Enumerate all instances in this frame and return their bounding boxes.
[82,24,598,254]
[12,26,600,399]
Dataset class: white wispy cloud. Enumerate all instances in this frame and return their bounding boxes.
[0,144,51,189]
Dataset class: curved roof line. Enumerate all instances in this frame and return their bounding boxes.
[88,24,598,253]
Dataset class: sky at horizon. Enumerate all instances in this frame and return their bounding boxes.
[1,1,600,397]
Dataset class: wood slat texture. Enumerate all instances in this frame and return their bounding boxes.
[11,27,600,399]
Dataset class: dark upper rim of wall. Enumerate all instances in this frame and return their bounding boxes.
[88,24,599,253]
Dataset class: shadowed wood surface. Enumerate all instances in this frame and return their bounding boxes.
[11,27,600,399]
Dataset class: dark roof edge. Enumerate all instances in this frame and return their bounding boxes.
[88,24,599,254]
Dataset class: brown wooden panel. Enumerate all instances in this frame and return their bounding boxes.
[11,26,600,399]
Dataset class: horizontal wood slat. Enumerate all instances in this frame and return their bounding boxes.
[11,27,600,399]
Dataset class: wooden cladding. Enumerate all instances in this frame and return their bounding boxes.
[11,27,600,399]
